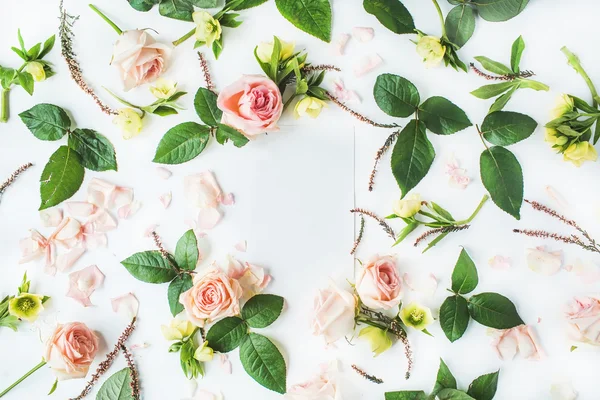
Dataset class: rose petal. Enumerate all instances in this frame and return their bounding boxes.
[489,255,511,270]
[491,325,543,361]
[160,192,172,209]
[234,240,247,252]
[53,217,83,249]
[118,201,142,219]
[566,259,600,283]
[546,185,570,211]
[527,246,562,276]
[220,354,232,374]
[111,293,139,321]
[66,265,105,307]
[55,247,85,273]
[185,171,223,209]
[221,193,235,206]
[352,27,374,42]
[88,178,133,209]
[332,33,350,56]
[156,167,172,180]
[197,208,222,231]
[332,78,361,104]
[144,224,158,237]
[40,209,63,227]
[65,202,97,217]
[445,156,470,189]
[550,382,578,400]
[354,53,382,77]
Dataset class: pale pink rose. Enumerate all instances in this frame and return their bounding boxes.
[226,256,271,300]
[217,75,283,137]
[66,265,105,307]
[311,283,356,344]
[285,362,341,400]
[44,322,99,380]
[565,296,600,345]
[356,255,402,310]
[491,325,544,360]
[180,269,243,327]
[111,30,171,91]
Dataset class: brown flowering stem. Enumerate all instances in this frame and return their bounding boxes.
[0,162,33,197]
[369,131,400,191]
[0,88,9,123]
[198,52,215,93]
[173,28,196,47]
[413,225,470,247]
[302,64,341,73]
[325,91,399,128]
[351,364,383,384]
[350,208,395,240]
[88,4,123,35]
[470,63,535,81]
[350,215,365,256]
[121,346,141,400]
[0,360,47,398]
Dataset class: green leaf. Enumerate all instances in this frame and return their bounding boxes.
[96,368,134,400]
[152,106,178,116]
[474,56,513,75]
[11,47,27,61]
[468,292,524,329]
[384,392,428,400]
[418,96,472,135]
[391,120,435,198]
[275,0,332,42]
[121,251,177,283]
[471,81,516,99]
[432,359,457,396]
[510,36,525,73]
[489,84,518,113]
[47,379,58,395]
[38,35,56,59]
[373,74,419,118]
[481,111,537,146]
[168,274,193,316]
[437,389,476,400]
[212,36,224,59]
[475,0,529,22]
[191,0,218,6]
[242,294,285,328]
[194,87,222,126]
[127,0,159,11]
[439,295,470,342]
[206,317,248,353]
[518,79,550,92]
[480,146,523,219]
[451,248,478,294]
[19,103,71,141]
[363,0,415,35]
[216,123,249,147]
[220,13,243,28]
[40,146,84,210]
[174,230,198,271]
[17,72,34,95]
[233,0,269,10]
[153,122,211,165]
[17,29,26,53]
[27,43,41,60]
[239,333,287,394]
[445,5,476,48]
[159,0,193,21]
[68,129,118,172]
[467,371,500,400]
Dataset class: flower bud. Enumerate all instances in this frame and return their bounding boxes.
[150,78,177,100]
[294,96,327,119]
[399,302,434,331]
[550,94,575,120]
[563,141,598,167]
[8,293,44,322]
[256,38,295,64]
[168,341,183,352]
[392,193,421,218]
[416,36,446,68]
[192,11,222,48]
[358,326,392,357]
[161,319,196,341]
[113,108,143,140]
[24,61,46,82]
[193,341,214,362]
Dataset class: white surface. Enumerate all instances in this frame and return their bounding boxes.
[1,0,600,399]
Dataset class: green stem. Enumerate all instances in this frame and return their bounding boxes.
[0,360,46,398]
[455,195,489,225]
[172,27,196,47]
[0,89,9,123]
[356,317,388,331]
[476,124,489,150]
[89,4,123,35]
[431,0,446,38]
[103,87,142,109]
[561,46,599,107]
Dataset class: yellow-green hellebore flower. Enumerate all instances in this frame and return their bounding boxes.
[550,94,575,120]
[392,193,422,218]
[563,141,598,167]
[294,96,327,119]
[192,11,222,48]
[8,293,44,322]
[149,78,177,100]
[24,61,46,82]
[113,108,143,140]
[399,302,434,331]
[416,36,446,68]
[194,341,214,362]
[161,319,196,341]
[358,326,392,357]
[256,38,295,64]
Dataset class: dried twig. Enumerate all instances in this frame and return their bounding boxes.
[351,364,383,384]
[198,52,215,93]
[0,163,33,196]
[59,1,116,115]
[413,225,470,247]
[302,64,341,73]
[121,345,141,400]
[325,92,398,128]
[350,215,365,255]
[369,131,400,192]
[470,63,535,81]
[350,208,395,239]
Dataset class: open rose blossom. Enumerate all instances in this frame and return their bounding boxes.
[111,30,171,91]
[180,269,243,327]
[45,322,99,380]
[285,362,341,400]
[217,75,283,137]
[311,283,356,344]
[355,255,402,310]
[565,296,600,346]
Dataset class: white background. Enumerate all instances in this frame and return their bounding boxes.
[1,0,600,399]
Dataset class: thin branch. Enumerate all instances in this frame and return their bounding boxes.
[302,64,341,73]
[413,225,470,247]
[121,345,141,400]
[198,52,215,93]
[351,364,383,384]
[0,163,33,196]
[369,131,400,192]
[350,215,365,255]
[326,91,398,128]
[350,208,395,239]
[470,63,535,81]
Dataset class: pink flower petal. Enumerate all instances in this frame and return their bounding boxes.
[65,202,97,217]
[52,217,83,249]
[88,209,118,233]
[445,156,470,189]
[118,201,142,219]
[220,354,232,374]
[545,186,570,211]
[332,33,350,56]
[160,192,172,209]
[332,78,361,104]
[527,246,562,276]
[56,247,85,273]
[144,224,158,237]
[156,167,172,180]
[352,27,374,42]
[19,230,50,264]
[566,259,600,284]
[111,293,139,321]
[354,53,382,77]
[40,208,63,227]
[66,265,105,307]
[184,171,223,209]
[197,208,222,231]
[221,193,235,206]
[491,325,543,361]
[88,178,133,209]
[234,240,247,252]
[489,255,511,270]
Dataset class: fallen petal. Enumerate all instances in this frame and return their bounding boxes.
[144,224,159,237]
[545,186,570,211]
[527,247,562,276]
[160,192,172,209]
[111,293,139,321]
[489,255,511,270]
[566,259,600,284]
[197,208,222,230]
[40,208,63,227]
[220,354,232,374]
[354,53,382,77]
[66,265,105,307]
[332,33,350,56]
[65,202,97,217]
[234,240,247,252]
[184,171,222,209]
[352,26,374,42]
[221,193,235,206]
[332,78,361,104]
[55,247,86,273]
[550,382,578,400]
[118,201,142,219]
[156,167,172,180]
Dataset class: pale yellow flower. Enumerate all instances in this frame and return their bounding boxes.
[392,193,421,218]
[149,78,177,99]
[24,61,46,82]
[358,326,392,357]
[8,293,44,322]
[550,94,574,120]
[563,141,598,167]
[193,11,222,48]
[193,341,214,362]
[113,108,143,140]
[256,39,295,64]
[161,319,195,341]
[416,36,446,67]
[294,96,327,119]
[399,302,434,331]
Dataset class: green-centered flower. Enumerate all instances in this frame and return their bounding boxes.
[8,293,44,322]
[193,341,214,362]
[563,141,598,167]
[294,96,327,119]
[113,108,143,140]
[550,94,575,119]
[399,302,434,331]
[416,35,446,68]
[149,78,177,100]
[256,38,295,64]
[161,319,196,341]
[24,61,46,82]
[392,193,421,218]
[358,326,392,357]
[192,11,222,48]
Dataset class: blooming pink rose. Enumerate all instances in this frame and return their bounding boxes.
[311,283,356,344]
[285,363,341,400]
[44,322,99,380]
[565,296,600,345]
[355,255,402,310]
[217,75,283,137]
[180,269,243,327]
[111,30,171,91]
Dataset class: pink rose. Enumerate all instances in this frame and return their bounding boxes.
[565,296,600,345]
[311,283,356,344]
[111,30,171,91]
[180,269,243,327]
[285,363,341,400]
[355,255,402,310]
[217,75,283,137]
[44,322,99,380]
